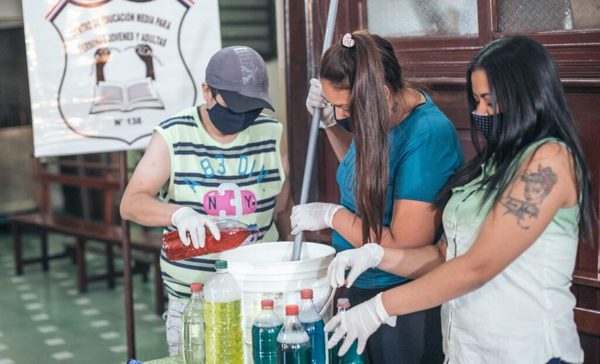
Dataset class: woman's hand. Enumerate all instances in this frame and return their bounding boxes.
[324,293,396,356]
[327,243,384,288]
[306,78,336,128]
[170,207,221,249]
[290,202,343,235]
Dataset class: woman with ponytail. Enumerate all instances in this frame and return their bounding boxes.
[291,30,464,363]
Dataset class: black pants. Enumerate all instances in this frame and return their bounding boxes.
[347,284,444,364]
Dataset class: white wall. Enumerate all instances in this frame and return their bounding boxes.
[0,0,23,29]
[263,0,287,128]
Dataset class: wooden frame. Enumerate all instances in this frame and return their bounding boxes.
[8,153,165,359]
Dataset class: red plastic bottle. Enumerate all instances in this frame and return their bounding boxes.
[163,219,260,260]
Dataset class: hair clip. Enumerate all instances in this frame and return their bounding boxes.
[341,33,355,48]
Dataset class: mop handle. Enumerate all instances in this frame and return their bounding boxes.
[292,0,339,261]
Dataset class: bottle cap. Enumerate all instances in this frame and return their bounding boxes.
[190,283,203,292]
[215,260,228,269]
[261,299,274,309]
[285,304,299,316]
[336,297,351,309]
[300,288,313,299]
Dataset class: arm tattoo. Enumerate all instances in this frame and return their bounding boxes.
[500,163,558,229]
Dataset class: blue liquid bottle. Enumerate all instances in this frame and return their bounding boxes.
[328,298,364,364]
[277,304,311,364]
[252,298,282,364]
[299,289,325,364]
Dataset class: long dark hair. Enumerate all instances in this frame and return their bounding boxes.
[437,36,595,242]
[320,30,403,244]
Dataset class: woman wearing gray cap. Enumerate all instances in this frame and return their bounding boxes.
[120,45,292,356]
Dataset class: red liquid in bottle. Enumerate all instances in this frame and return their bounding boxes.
[163,228,253,261]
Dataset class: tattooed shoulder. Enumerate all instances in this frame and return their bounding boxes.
[500,163,558,229]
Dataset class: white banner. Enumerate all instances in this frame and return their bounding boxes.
[23,0,221,157]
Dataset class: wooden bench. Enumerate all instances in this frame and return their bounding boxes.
[9,155,166,315]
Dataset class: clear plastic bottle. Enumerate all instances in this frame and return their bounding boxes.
[298,289,326,364]
[163,219,260,260]
[203,260,243,364]
[252,298,283,364]
[277,304,312,364]
[182,282,205,364]
[328,298,364,364]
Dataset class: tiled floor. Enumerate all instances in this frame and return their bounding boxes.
[0,224,168,363]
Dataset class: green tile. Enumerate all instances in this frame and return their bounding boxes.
[0,226,168,363]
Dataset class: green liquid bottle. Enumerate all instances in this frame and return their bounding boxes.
[277,304,312,364]
[329,298,364,364]
[252,299,282,364]
[279,341,311,364]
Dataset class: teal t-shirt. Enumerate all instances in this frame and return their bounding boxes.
[334,91,464,289]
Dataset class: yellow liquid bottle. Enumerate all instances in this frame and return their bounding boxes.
[203,260,244,364]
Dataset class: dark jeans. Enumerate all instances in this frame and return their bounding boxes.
[347,284,444,364]
[547,359,572,364]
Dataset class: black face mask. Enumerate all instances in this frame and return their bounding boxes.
[208,102,262,135]
[472,112,502,142]
[336,117,352,132]
[333,106,352,132]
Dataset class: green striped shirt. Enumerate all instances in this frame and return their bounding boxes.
[155,106,285,299]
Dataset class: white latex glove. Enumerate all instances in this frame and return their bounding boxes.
[171,207,221,249]
[306,78,336,128]
[324,293,396,356]
[290,203,343,235]
[328,243,384,288]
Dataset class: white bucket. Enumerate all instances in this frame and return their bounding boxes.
[220,241,336,363]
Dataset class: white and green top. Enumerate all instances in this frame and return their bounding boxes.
[155,106,285,299]
[441,138,583,363]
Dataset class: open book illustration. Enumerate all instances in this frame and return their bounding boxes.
[89,77,165,114]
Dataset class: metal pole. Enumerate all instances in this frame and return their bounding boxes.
[292,0,339,261]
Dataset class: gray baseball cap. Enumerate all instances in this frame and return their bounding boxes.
[205,46,274,113]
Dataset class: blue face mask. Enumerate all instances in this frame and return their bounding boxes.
[208,101,262,135]
[472,112,502,142]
